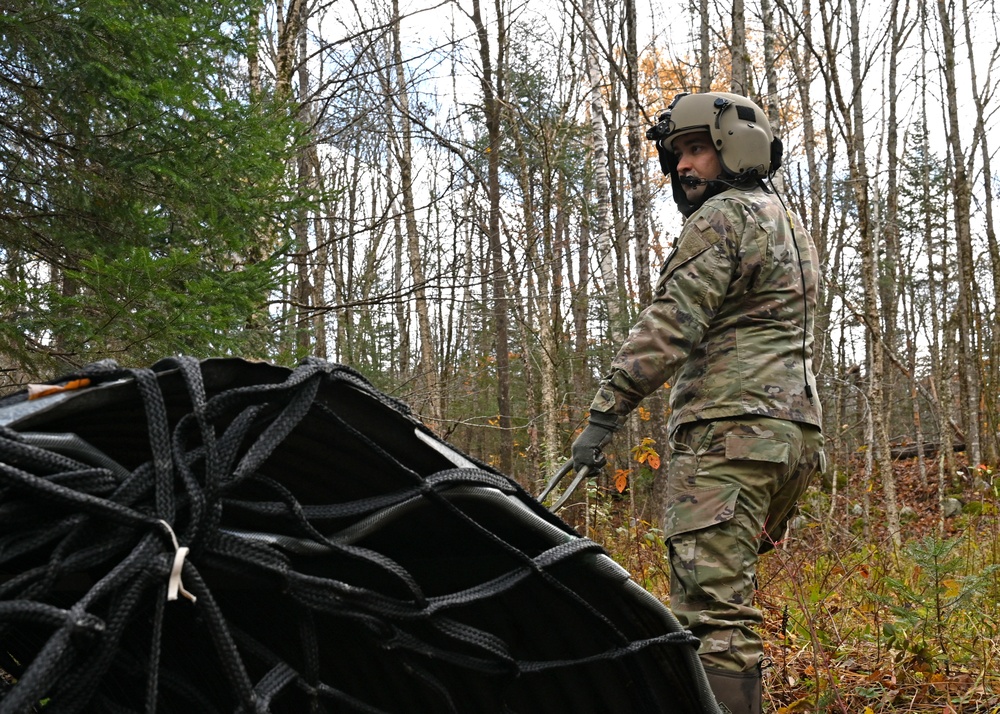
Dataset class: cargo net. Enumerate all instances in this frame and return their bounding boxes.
[0,357,712,713]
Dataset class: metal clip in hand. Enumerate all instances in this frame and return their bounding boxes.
[536,460,592,513]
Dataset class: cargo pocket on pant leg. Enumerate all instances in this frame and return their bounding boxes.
[664,482,741,650]
[724,433,791,554]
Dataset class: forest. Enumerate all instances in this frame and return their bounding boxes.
[2,0,1000,710]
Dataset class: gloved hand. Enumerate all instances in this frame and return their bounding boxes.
[571,411,618,474]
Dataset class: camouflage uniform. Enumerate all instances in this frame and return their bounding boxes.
[590,184,824,672]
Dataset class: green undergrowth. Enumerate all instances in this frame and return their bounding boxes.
[584,481,1000,712]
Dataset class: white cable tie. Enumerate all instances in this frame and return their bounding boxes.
[158,519,197,603]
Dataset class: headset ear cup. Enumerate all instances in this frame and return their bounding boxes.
[770,137,783,174]
[655,140,673,177]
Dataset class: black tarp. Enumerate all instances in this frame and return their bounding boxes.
[0,357,718,713]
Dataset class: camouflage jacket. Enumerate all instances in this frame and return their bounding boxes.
[590,185,823,432]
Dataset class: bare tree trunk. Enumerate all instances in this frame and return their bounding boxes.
[583,0,622,345]
[777,0,833,403]
[698,0,711,91]
[760,0,780,127]
[511,103,563,480]
[880,0,907,397]
[963,0,1000,464]
[508,106,544,486]
[626,0,666,517]
[310,152,329,358]
[800,0,823,258]
[274,0,301,97]
[624,0,650,309]
[731,0,748,94]
[846,0,901,547]
[939,330,959,512]
[896,0,928,488]
[511,238,537,487]
[540,189,563,478]
[293,0,312,355]
[392,212,411,374]
[904,288,928,488]
[248,0,262,97]
[601,12,628,314]
[936,0,981,468]
[272,0,307,355]
[921,0,959,488]
[327,156,358,363]
[861,375,873,541]
[931,193,959,485]
[470,0,514,474]
[296,4,327,357]
[902,41,931,485]
[569,187,591,416]
[390,0,439,425]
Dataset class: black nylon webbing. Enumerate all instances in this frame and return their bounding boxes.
[0,357,708,714]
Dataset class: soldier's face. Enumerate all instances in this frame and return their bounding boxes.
[673,132,722,203]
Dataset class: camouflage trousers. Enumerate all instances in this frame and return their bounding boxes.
[663,416,825,672]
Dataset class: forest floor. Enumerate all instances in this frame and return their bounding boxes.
[754,453,1000,713]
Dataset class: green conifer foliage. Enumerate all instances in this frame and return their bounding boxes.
[0,0,302,385]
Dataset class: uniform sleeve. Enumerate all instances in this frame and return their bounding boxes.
[589,210,739,417]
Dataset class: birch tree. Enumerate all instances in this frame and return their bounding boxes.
[582,0,623,345]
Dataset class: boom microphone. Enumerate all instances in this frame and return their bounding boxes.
[679,175,750,190]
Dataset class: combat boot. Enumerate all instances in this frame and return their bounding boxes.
[703,665,762,714]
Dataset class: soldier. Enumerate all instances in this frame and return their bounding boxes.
[572,92,825,714]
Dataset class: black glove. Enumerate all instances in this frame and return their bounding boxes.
[571,411,618,474]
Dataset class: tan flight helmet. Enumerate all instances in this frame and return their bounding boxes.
[647,91,783,214]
